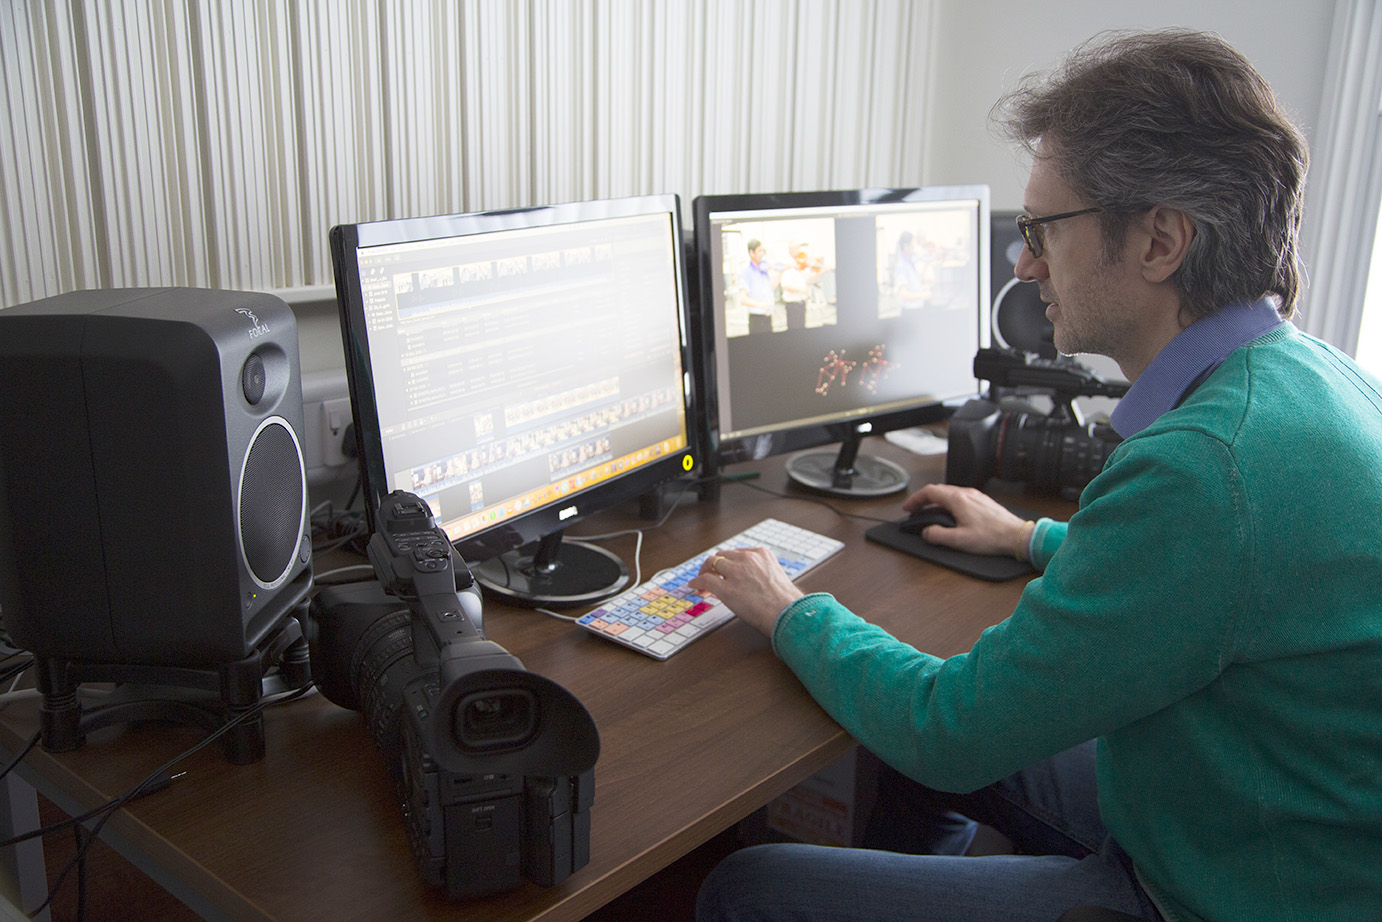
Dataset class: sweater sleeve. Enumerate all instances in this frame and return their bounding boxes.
[770,427,1250,793]
[1030,517,1066,570]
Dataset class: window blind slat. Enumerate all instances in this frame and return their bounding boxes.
[0,0,933,307]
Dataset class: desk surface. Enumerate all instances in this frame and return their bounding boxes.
[0,442,1066,922]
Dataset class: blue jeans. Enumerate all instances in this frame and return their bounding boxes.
[696,742,1164,922]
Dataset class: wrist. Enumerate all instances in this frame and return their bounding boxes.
[1013,520,1036,562]
[770,592,836,654]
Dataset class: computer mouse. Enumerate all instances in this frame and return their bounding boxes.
[898,506,957,535]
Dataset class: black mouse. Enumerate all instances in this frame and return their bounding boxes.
[898,506,957,535]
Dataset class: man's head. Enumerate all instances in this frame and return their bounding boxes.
[992,29,1308,322]
[747,239,764,264]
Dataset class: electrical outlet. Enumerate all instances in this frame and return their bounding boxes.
[300,368,353,480]
[320,396,353,466]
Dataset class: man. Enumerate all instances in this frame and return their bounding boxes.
[738,239,776,335]
[778,242,818,330]
[692,29,1382,922]
[892,231,931,310]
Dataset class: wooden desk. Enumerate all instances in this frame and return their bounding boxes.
[0,442,1066,922]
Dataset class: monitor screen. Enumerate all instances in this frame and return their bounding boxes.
[331,194,697,606]
[691,187,990,496]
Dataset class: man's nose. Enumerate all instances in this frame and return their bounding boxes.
[1014,243,1047,282]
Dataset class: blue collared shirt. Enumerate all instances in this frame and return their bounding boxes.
[740,260,774,315]
[1108,299,1287,438]
[1026,297,1288,569]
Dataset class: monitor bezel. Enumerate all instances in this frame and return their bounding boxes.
[330,193,700,566]
[690,186,991,471]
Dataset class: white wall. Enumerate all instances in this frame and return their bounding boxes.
[923,0,1337,210]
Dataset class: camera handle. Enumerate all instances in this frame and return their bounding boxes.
[365,492,521,682]
[1044,393,1085,426]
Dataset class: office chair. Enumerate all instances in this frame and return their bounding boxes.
[1056,907,1145,922]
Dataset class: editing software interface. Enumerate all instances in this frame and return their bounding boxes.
[350,210,691,548]
[697,188,987,494]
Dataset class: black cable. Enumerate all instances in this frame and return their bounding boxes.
[311,499,369,557]
[344,469,363,512]
[639,474,707,531]
[0,729,41,785]
[725,474,899,525]
[10,686,311,918]
[0,655,35,688]
[75,822,87,921]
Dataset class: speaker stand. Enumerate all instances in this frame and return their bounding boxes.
[32,615,312,765]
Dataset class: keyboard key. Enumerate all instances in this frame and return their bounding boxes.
[575,518,843,660]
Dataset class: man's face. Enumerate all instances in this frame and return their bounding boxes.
[750,245,766,265]
[1015,151,1140,360]
[793,248,809,268]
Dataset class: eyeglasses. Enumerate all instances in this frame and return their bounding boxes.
[1015,207,1102,259]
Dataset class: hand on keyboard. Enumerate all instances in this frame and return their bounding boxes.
[687,547,804,638]
[575,519,843,660]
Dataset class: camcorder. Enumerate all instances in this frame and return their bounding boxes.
[946,347,1129,500]
[307,491,599,899]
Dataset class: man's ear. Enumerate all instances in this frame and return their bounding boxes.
[1139,206,1195,283]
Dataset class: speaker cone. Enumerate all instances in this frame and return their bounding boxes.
[239,417,307,589]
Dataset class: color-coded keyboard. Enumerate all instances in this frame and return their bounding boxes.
[575,518,844,659]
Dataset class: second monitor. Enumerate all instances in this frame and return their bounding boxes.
[692,187,990,496]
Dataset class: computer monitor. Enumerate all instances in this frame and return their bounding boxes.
[330,194,698,607]
[691,187,990,496]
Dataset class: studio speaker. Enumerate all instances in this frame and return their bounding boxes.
[991,210,1056,358]
[0,288,313,671]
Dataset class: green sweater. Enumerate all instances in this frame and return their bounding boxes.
[773,326,1382,922]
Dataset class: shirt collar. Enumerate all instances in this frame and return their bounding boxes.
[1108,299,1286,438]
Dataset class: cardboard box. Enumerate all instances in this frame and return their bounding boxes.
[741,747,877,848]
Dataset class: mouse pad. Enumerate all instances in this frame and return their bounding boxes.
[865,502,1041,582]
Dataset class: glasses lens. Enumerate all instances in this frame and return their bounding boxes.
[1017,218,1042,258]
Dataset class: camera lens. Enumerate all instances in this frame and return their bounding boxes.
[995,412,1119,499]
[454,689,538,752]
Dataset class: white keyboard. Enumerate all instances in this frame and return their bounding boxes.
[575,518,844,659]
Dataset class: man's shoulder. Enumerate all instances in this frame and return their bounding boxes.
[1115,329,1382,497]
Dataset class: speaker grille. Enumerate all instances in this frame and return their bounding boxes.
[239,418,306,588]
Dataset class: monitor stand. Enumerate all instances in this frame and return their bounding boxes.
[784,431,909,498]
[472,529,630,608]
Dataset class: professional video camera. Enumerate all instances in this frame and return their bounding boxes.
[946,347,1130,500]
[307,491,599,899]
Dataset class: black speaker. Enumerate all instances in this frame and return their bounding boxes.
[0,288,313,760]
[991,210,1056,359]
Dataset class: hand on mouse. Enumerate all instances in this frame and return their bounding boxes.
[903,483,1029,557]
[688,547,804,638]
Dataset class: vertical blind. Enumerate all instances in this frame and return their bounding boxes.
[0,0,935,308]
[1297,0,1382,356]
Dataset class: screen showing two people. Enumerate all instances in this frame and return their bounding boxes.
[707,197,981,439]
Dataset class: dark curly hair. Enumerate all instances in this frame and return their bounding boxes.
[991,29,1308,321]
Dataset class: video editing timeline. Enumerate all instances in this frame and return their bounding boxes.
[354,212,689,543]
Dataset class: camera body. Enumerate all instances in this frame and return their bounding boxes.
[946,348,1127,500]
[308,491,599,899]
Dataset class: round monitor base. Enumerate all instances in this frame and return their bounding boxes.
[473,540,630,609]
[785,449,910,498]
